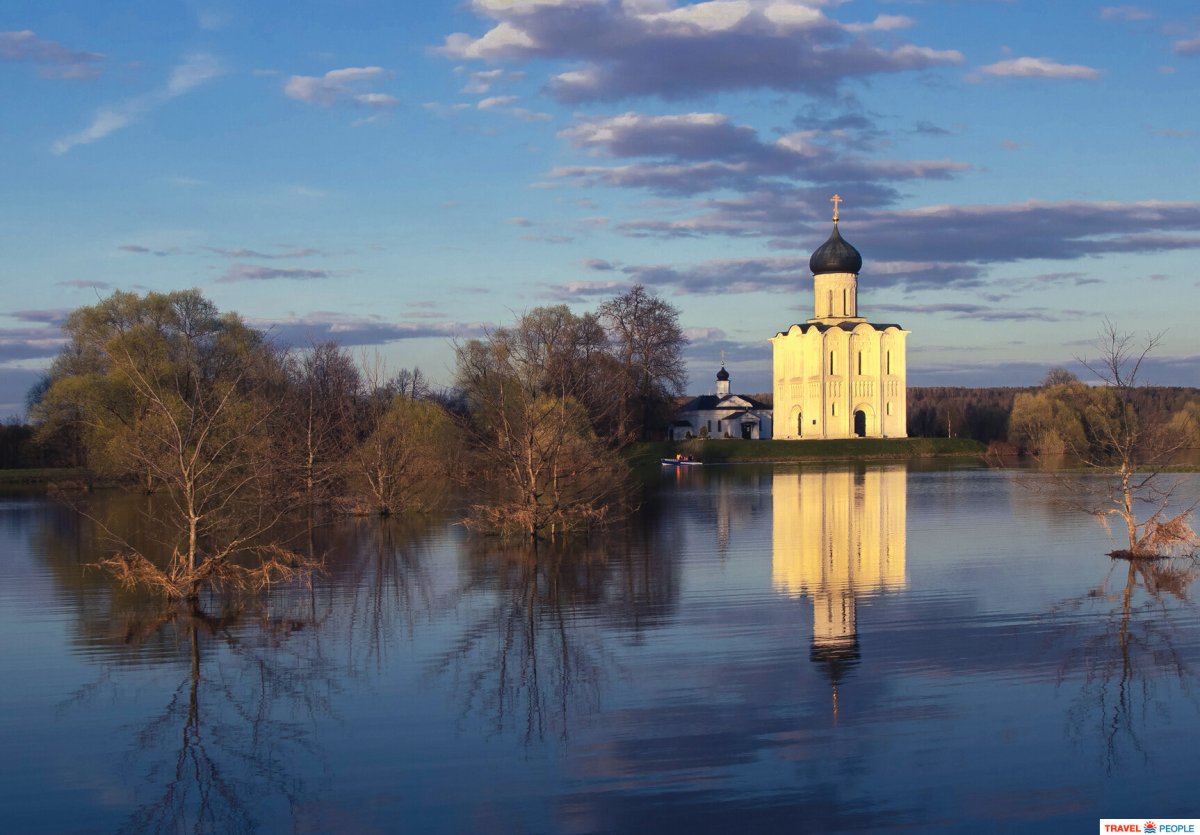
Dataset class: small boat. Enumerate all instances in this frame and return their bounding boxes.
[661,455,702,466]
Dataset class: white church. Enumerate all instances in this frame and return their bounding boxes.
[672,196,909,441]
[770,196,909,439]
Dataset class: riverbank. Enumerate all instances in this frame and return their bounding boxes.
[0,467,90,486]
[628,437,986,467]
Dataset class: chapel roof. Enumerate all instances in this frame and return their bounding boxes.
[676,393,771,413]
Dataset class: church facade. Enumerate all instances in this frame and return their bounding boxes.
[771,198,909,439]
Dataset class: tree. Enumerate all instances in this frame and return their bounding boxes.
[1021,322,1199,558]
[285,341,360,503]
[1042,366,1079,387]
[34,290,315,599]
[598,285,687,443]
[455,307,627,540]
[346,395,458,516]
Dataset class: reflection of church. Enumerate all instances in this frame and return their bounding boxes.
[771,196,909,439]
[772,466,907,706]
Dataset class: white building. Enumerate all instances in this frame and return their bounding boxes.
[670,365,774,441]
[770,197,909,439]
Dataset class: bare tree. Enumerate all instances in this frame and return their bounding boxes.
[36,291,318,600]
[286,341,361,504]
[1022,322,1200,557]
[599,285,688,443]
[456,308,628,540]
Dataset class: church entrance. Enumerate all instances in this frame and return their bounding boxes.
[853,409,867,437]
[741,422,754,440]
[796,411,803,438]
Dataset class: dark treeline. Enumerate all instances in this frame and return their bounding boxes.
[907,383,1200,447]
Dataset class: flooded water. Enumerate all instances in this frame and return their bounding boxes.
[2,463,1199,833]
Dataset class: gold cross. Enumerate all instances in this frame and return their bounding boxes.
[720,349,726,366]
[831,193,843,222]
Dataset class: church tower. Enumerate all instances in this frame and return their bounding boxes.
[770,195,909,439]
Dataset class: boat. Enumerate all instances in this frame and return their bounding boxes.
[661,455,702,466]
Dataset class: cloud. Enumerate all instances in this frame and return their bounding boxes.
[476,94,552,121]
[0,29,105,80]
[550,111,969,196]
[545,279,633,300]
[440,0,964,103]
[976,57,1101,80]
[0,310,71,364]
[119,243,183,256]
[204,246,324,259]
[52,52,223,154]
[248,312,487,349]
[614,196,1200,270]
[883,303,1088,322]
[1100,6,1152,22]
[217,264,334,282]
[1174,38,1200,56]
[55,279,114,289]
[283,66,398,108]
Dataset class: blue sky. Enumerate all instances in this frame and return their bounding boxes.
[3,0,1199,416]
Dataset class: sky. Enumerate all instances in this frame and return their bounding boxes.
[3,0,1200,416]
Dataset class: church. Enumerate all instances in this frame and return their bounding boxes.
[770,196,909,439]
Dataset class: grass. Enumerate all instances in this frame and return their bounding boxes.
[0,467,89,485]
[628,437,985,468]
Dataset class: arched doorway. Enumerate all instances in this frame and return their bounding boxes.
[853,409,867,437]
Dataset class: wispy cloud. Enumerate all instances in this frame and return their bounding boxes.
[1174,37,1200,56]
[1099,6,1152,22]
[0,29,105,80]
[975,57,1101,80]
[55,279,114,290]
[283,66,397,108]
[217,264,334,282]
[205,246,324,259]
[52,52,224,154]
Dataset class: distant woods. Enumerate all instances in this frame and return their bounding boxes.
[18,287,687,584]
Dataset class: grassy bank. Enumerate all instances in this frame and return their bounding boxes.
[628,437,985,467]
[0,467,89,486]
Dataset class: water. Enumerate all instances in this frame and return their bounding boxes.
[2,464,1199,833]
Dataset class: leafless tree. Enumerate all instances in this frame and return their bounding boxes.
[599,285,688,443]
[286,341,360,504]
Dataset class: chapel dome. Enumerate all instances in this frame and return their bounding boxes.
[809,222,863,275]
[716,365,730,382]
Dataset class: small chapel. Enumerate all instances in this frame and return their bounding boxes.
[771,195,909,439]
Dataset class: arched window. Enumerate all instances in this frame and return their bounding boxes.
[829,350,835,375]
[886,350,891,375]
[842,288,847,315]
[857,352,862,375]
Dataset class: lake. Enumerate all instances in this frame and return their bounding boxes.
[2,463,1199,834]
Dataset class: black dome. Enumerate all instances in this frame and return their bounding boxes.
[716,365,730,381]
[809,222,862,275]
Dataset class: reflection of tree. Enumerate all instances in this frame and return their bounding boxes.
[433,542,607,744]
[1057,554,1200,773]
[432,528,680,744]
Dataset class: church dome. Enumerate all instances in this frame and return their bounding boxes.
[809,222,862,275]
[716,366,729,382]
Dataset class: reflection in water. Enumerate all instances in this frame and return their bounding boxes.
[772,466,907,712]
[1059,553,1200,773]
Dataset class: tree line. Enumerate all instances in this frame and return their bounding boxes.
[18,287,686,598]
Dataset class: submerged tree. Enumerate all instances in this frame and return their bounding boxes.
[1018,322,1199,558]
[34,290,316,599]
[455,307,628,540]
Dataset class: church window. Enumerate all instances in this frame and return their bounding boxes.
[886,351,891,374]
[831,403,836,416]
[707,420,712,432]
[857,352,862,375]
[843,288,847,315]
[886,402,892,416]
[829,351,835,374]
[827,290,833,316]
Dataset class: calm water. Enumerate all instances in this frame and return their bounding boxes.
[2,464,1199,834]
